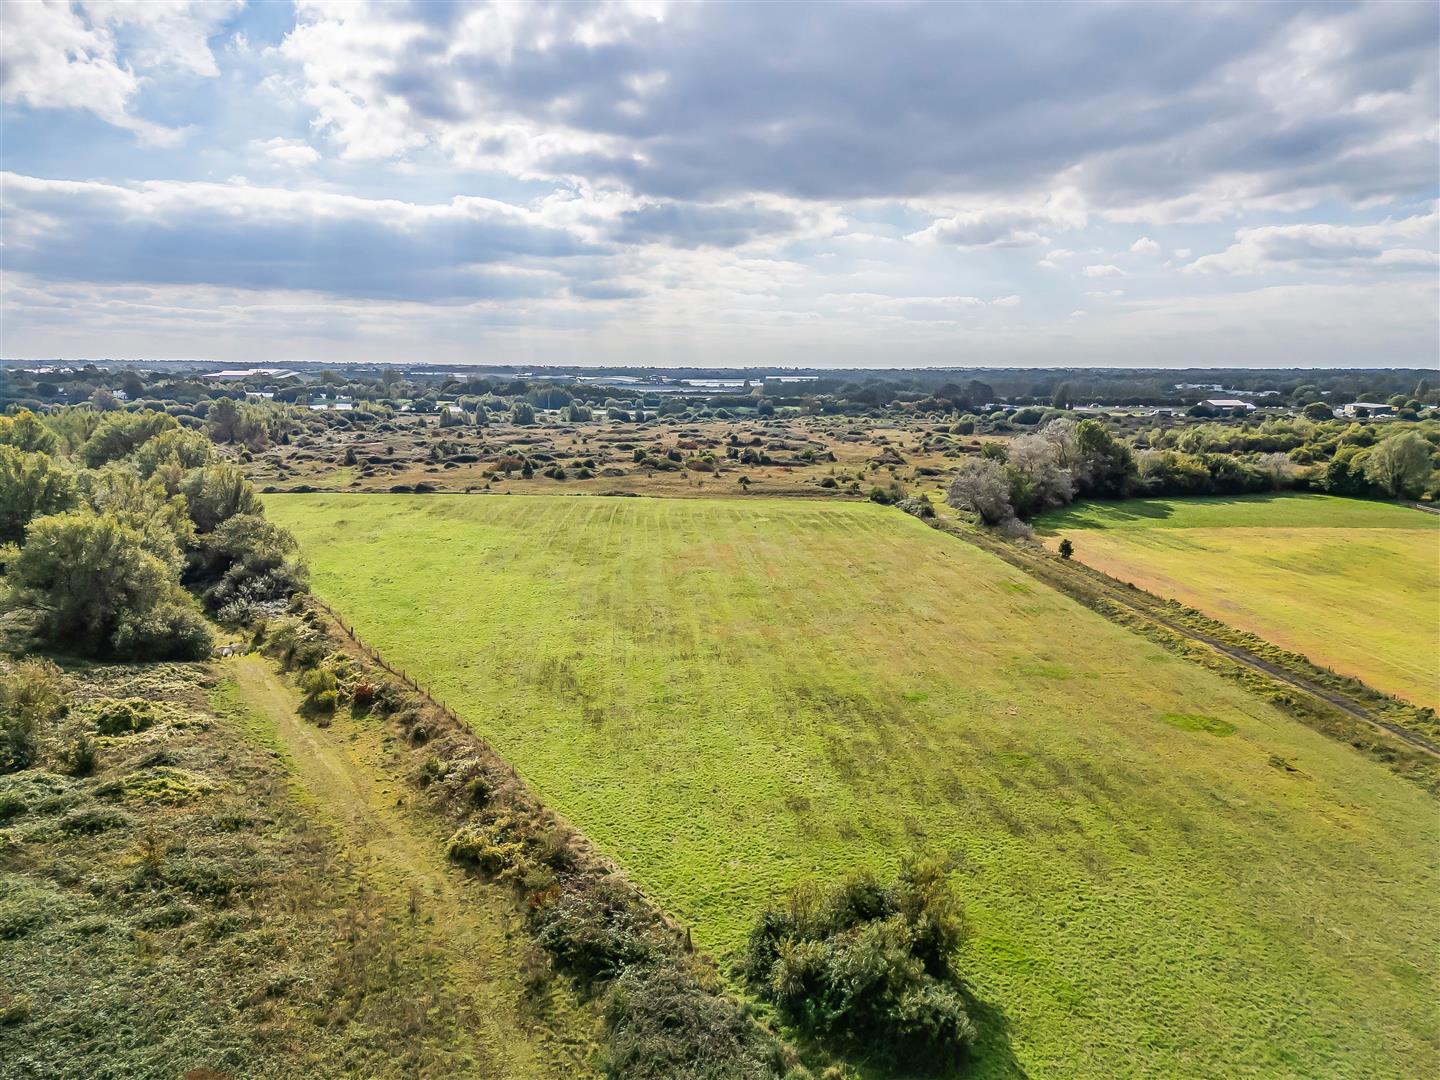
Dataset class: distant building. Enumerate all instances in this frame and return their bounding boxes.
[1200,398,1256,412]
[205,367,299,382]
[1340,402,1394,418]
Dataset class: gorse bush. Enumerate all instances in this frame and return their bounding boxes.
[744,857,976,1072]
[531,875,658,984]
[0,659,68,774]
[603,963,787,1080]
[91,697,160,736]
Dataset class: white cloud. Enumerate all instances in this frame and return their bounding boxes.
[1036,247,1076,269]
[270,2,1437,217]
[1084,289,1125,298]
[991,294,1020,307]
[908,189,1087,248]
[1187,211,1439,274]
[0,1,239,145]
[252,137,322,168]
[1130,236,1161,255]
[1069,309,1087,318]
[1082,264,1125,278]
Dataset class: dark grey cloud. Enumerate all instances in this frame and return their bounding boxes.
[0,174,610,301]
[294,0,1438,212]
[612,201,804,248]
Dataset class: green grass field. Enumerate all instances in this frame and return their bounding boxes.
[271,493,1440,1080]
[1036,494,1440,708]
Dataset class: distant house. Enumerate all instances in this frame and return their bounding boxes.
[205,367,300,382]
[1340,402,1394,418]
[1200,398,1255,412]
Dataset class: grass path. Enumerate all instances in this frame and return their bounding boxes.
[226,654,596,1079]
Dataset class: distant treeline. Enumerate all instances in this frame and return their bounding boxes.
[5,363,1435,415]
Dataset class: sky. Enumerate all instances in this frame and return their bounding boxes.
[1,0,1437,369]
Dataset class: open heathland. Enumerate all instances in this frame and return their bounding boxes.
[1036,493,1440,709]
[271,492,1440,1080]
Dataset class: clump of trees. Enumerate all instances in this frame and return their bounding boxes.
[744,857,977,1072]
[949,415,1439,525]
[0,406,306,660]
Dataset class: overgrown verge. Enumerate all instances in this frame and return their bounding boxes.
[257,599,812,1080]
[944,521,1440,793]
[0,656,525,1078]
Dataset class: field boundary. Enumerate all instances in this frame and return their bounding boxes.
[296,595,805,1069]
[938,520,1440,787]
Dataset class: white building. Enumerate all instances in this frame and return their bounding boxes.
[1340,402,1394,418]
[1200,398,1256,412]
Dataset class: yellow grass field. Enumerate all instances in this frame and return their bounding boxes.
[1037,494,1440,708]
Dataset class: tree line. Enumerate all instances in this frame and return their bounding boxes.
[947,416,1439,527]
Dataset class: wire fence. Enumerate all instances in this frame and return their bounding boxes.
[308,596,493,756]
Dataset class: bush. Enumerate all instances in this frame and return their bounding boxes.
[93,698,160,736]
[62,735,98,777]
[603,962,783,1080]
[743,858,974,1072]
[532,877,657,983]
[896,496,936,520]
[0,659,67,773]
[298,662,339,714]
[59,804,133,835]
[112,601,214,661]
[446,814,534,885]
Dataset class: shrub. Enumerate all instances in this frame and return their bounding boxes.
[59,805,133,835]
[0,792,24,823]
[896,495,936,520]
[263,615,327,670]
[603,962,783,1080]
[532,876,658,983]
[0,659,67,773]
[111,601,214,661]
[93,698,159,736]
[63,735,98,777]
[446,814,533,884]
[1058,538,1074,559]
[743,858,974,1072]
[299,663,339,714]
